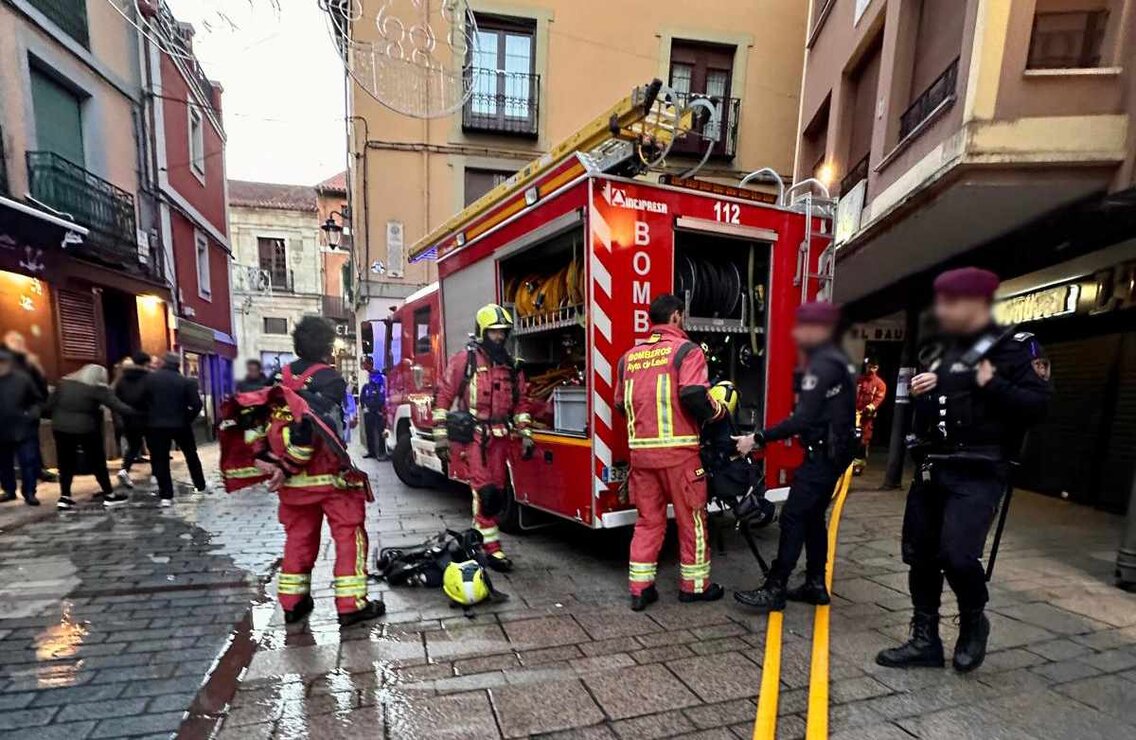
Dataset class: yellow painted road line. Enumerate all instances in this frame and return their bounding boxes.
[752,610,783,740]
[805,466,855,740]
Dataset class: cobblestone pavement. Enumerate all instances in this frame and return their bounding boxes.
[2,447,1135,739]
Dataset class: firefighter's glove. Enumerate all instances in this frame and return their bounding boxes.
[435,436,450,464]
[521,435,536,461]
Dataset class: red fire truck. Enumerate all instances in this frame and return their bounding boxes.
[377,81,834,531]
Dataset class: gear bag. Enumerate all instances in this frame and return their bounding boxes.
[375,528,486,587]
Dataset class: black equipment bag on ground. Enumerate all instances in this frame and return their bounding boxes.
[375,529,485,587]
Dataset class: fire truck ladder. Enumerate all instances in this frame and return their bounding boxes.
[408,79,706,262]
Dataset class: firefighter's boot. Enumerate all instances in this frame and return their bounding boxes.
[952,610,990,673]
[284,595,314,634]
[786,575,831,605]
[733,580,787,612]
[678,582,724,603]
[630,585,658,612]
[875,611,945,668]
[338,599,386,628]
[486,550,514,573]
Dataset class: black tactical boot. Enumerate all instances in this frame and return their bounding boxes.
[733,580,787,612]
[875,611,945,668]
[678,583,724,603]
[284,595,314,633]
[338,599,386,628]
[486,551,514,573]
[952,610,990,673]
[786,575,831,605]
[630,585,659,612]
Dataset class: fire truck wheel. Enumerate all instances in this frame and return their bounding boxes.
[497,477,522,535]
[392,426,432,489]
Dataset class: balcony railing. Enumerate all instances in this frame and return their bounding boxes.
[25,151,150,275]
[899,57,959,142]
[321,294,353,321]
[1028,11,1110,70]
[839,153,870,197]
[28,0,89,47]
[670,94,741,160]
[263,268,293,293]
[462,69,540,137]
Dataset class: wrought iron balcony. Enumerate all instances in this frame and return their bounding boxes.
[899,58,959,142]
[26,151,145,274]
[669,94,741,160]
[27,0,89,47]
[839,153,870,197]
[463,70,540,137]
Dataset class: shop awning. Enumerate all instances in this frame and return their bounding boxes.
[176,318,217,354]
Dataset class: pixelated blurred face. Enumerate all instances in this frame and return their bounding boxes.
[791,322,833,350]
[934,294,990,335]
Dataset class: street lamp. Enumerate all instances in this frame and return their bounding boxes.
[320,208,350,249]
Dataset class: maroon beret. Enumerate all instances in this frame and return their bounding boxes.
[795,301,842,325]
[934,267,999,299]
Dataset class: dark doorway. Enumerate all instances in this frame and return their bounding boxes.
[101,288,137,368]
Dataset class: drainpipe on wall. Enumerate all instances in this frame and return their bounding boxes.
[882,305,920,490]
[1117,478,1136,591]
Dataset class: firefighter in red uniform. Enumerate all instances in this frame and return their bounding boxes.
[238,316,385,631]
[853,359,887,475]
[615,294,726,611]
[433,304,534,572]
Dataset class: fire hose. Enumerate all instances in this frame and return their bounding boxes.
[676,254,743,318]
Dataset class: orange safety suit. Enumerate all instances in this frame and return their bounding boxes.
[433,343,531,554]
[219,365,373,615]
[615,324,723,595]
[855,372,887,448]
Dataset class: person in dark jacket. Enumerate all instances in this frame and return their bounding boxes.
[236,359,270,393]
[4,330,55,483]
[0,348,44,506]
[141,352,207,506]
[113,352,151,488]
[360,363,387,460]
[46,364,136,510]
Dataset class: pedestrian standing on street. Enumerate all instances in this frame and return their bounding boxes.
[853,359,888,475]
[46,364,136,510]
[876,267,1049,673]
[615,294,727,611]
[361,362,387,460]
[236,359,270,392]
[734,301,856,612]
[114,352,151,488]
[0,347,44,506]
[4,330,56,484]
[433,304,535,574]
[254,315,385,629]
[142,352,208,506]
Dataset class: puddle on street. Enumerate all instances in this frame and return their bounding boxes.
[31,601,88,688]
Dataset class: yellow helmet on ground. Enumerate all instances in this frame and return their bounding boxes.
[710,380,739,416]
[475,303,514,340]
[443,559,491,606]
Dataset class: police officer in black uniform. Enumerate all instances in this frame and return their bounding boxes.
[877,267,1050,673]
[733,301,856,612]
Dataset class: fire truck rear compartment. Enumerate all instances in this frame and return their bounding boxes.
[674,229,770,433]
[498,225,589,436]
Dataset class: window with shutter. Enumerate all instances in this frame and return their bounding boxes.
[30,65,85,167]
[257,237,289,290]
[56,289,101,360]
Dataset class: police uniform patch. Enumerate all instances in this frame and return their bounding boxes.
[801,373,818,391]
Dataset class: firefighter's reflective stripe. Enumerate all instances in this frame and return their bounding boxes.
[627,435,700,449]
[469,369,479,409]
[282,473,365,490]
[222,466,263,480]
[656,375,673,439]
[476,523,500,544]
[282,427,314,462]
[684,511,709,593]
[629,561,657,583]
[514,412,532,426]
[333,575,368,597]
[278,572,311,595]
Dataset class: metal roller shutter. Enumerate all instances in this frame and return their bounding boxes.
[56,289,101,361]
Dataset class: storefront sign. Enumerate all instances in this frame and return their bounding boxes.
[995,283,1080,325]
[834,180,865,245]
[848,322,905,342]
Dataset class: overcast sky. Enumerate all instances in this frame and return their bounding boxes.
[164,0,347,186]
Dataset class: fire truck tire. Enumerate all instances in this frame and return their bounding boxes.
[392,426,432,489]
